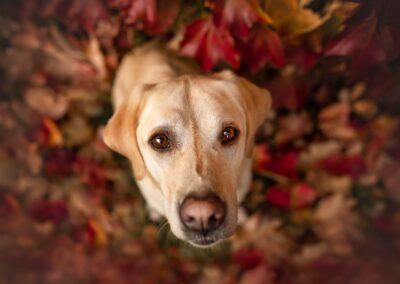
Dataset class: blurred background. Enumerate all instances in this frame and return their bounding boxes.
[0,0,399,283]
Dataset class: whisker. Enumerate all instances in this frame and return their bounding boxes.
[157,220,169,234]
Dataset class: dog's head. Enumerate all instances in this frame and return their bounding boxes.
[103,70,271,247]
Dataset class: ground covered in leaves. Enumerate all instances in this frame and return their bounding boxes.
[1,0,400,283]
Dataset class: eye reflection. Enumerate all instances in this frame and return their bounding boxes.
[220,126,239,145]
[149,133,171,151]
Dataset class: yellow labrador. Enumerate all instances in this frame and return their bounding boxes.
[103,43,271,247]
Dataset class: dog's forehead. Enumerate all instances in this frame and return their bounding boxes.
[141,76,245,126]
[188,77,245,126]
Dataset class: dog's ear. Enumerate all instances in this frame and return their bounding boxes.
[103,84,153,180]
[214,70,271,157]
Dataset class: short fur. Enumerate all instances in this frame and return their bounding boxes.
[103,43,271,247]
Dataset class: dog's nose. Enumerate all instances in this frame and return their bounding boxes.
[179,195,225,234]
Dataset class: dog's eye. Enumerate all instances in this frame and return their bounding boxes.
[220,126,239,145]
[149,133,170,151]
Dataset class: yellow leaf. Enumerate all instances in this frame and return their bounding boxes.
[43,117,64,147]
[87,218,108,246]
[264,0,328,37]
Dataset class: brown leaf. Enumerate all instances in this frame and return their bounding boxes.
[25,87,69,120]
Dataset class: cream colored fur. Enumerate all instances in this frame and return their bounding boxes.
[103,43,271,246]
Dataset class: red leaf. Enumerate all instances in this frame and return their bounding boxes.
[318,154,367,179]
[109,0,156,28]
[180,16,240,71]
[0,194,19,216]
[59,0,109,33]
[45,148,76,176]
[291,183,317,209]
[214,0,265,39]
[110,0,178,35]
[145,0,180,35]
[29,200,68,225]
[258,147,300,180]
[263,74,309,110]
[239,264,274,284]
[326,0,400,70]
[232,248,264,270]
[286,45,320,72]
[265,186,290,209]
[73,157,107,189]
[240,25,286,73]
[365,69,400,115]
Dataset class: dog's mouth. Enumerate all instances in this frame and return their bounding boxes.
[180,218,236,247]
[189,236,219,247]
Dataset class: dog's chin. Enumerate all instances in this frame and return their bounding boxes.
[188,237,222,248]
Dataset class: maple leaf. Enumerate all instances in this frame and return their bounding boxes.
[109,0,179,35]
[213,0,272,39]
[109,0,156,27]
[264,0,327,37]
[239,24,286,73]
[285,43,320,71]
[326,0,400,71]
[180,16,240,71]
[145,0,180,35]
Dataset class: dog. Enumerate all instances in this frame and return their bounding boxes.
[103,42,271,247]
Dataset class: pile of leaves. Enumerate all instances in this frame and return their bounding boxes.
[1,0,400,283]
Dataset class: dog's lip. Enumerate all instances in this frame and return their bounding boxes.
[189,237,219,247]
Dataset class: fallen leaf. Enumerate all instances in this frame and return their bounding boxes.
[266,186,291,209]
[239,24,286,73]
[180,16,240,71]
[25,87,69,120]
[291,183,317,209]
[265,0,327,37]
[263,71,309,110]
[215,0,271,39]
[232,247,264,270]
[29,200,68,225]
[381,160,400,204]
[239,264,274,284]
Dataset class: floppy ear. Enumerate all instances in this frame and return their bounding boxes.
[103,84,152,180]
[214,70,272,157]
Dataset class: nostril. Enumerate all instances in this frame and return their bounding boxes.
[183,215,195,224]
[207,215,219,229]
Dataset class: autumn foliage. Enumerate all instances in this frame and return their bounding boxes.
[0,0,400,283]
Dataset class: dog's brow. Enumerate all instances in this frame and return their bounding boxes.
[149,125,174,136]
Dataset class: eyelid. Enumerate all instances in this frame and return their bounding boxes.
[221,123,241,135]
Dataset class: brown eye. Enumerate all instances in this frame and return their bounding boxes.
[150,133,170,151]
[220,126,239,145]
